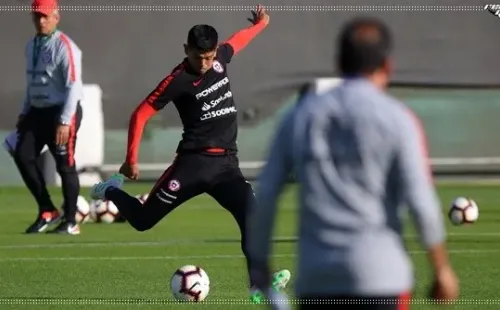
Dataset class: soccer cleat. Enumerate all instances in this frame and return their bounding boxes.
[24,210,62,234]
[249,269,292,304]
[250,287,290,309]
[46,221,80,235]
[90,173,125,200]
[250,288,265,304]
[272,269,291,291]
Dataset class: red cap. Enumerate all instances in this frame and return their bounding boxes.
[32,0,58,16]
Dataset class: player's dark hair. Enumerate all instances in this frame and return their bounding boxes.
[187,24,219,53]
[337,17,392,76]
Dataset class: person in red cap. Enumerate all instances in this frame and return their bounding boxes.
[31,0,59,20]
[13,0,84,235]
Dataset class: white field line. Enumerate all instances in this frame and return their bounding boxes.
[0,232,498,250]
[0,249,499,262]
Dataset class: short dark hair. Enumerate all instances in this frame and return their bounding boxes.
[337,17,392,75]
[187,24,219,53]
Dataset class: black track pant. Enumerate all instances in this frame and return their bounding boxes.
[14,104,82,224]
[105,153,255,284]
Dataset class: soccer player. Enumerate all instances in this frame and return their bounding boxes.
[247,17,460,309]
[15,0,83,235]
[90,5,290,303]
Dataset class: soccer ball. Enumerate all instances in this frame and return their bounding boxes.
[170,265,210,302]
[448,197,479,225]
[60,195,90,224]
[75,195,91,223]
[135,193,149,203]
[95,200,121,224]
[88,199,100,222]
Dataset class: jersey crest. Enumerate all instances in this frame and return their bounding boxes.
[212,61,224,73]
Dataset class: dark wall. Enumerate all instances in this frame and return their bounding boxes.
[0,0,497,129]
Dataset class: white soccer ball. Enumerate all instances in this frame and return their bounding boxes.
[95,200,120,224]
[170,265,210,302]
[88,199,101,222]
[135,193,149,203]
[448,197,479,226]
[75,195,91,224]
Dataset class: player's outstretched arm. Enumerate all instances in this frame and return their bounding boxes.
[121,101,157,180]
[122,71,180,180]
[395,108,459,302]
[222,5,269,56]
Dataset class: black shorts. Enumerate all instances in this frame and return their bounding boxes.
[111,151,254,233]
[298,294,411,310]
[145,152,252,216]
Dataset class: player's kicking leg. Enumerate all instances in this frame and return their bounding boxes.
[207,174,291,304]
[90,173,165,231]
[91,163,204,232]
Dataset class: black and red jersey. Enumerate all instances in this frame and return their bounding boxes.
[126,20,268,164]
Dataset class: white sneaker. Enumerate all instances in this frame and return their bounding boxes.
[90,173,125,200]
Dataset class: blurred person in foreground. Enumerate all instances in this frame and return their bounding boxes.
[90,5,290,304]
[247,17,459,309]
[15,0,83,235]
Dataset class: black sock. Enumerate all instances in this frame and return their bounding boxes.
[229,208,255,288]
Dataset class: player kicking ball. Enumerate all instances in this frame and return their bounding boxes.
[91,5,290,304]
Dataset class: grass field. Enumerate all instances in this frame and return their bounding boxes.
[1,183,500,309]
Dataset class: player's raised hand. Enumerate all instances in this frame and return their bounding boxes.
[248,5,269,25]
[119,162,139,180]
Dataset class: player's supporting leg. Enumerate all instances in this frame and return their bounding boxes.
[91,159,205,231]
[206,172,291,303]
[47,104,83,235]
[13,111,60,233]
[207,177,254,276]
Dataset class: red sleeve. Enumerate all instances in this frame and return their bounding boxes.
[224,20,268,56]
[126,102,157,165]
[126,67,183,164]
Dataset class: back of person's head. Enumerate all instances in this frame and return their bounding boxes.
[187,24,219,53]
[337,17,392,76]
